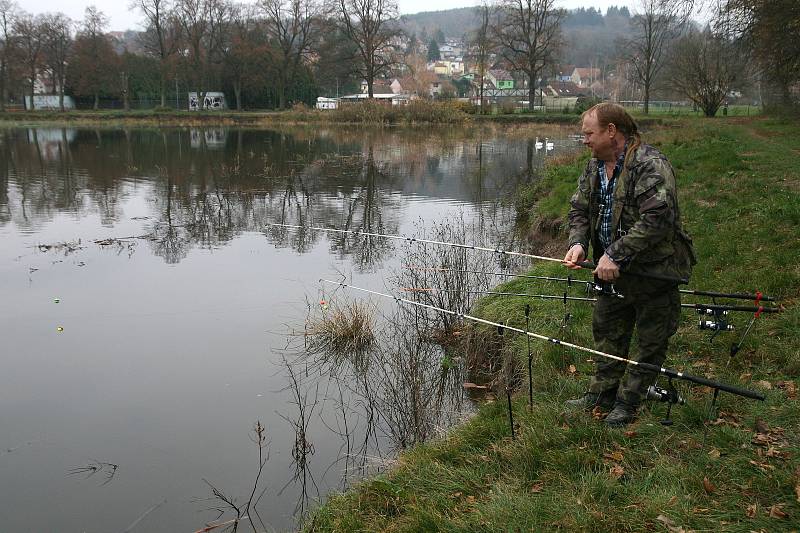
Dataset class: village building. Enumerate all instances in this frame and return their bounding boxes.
[571,67,602,88]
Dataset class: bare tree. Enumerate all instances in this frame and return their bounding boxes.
[337,0,399,98]
[261,0,324,109]
[174,0,231,106]
[399,52,436,97]
[668,27,737,117]
[720,0,800,111]
[468,2,494,113]
[40,13,72,111]
[494,0,564,111]
[12,12,44,110]
[627,0,694,114]
[132,0,180,108]
[0,0,18,111]
[71,6,117,109]
[221,4,268,110]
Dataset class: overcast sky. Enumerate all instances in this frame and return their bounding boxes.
[23,0,638,32]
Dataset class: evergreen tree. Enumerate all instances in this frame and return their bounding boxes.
[427,39,440,61]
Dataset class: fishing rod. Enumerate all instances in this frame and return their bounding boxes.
[680,289,776,302]
[405,266,594,288]
[320,279,765,402]
[269,223,689,285]
[399,287,604,303]
[398,287,782,315]
[405,267,777,302]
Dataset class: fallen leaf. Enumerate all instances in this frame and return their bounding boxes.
[624,430,638,438]
[466,495,476,504]
[657,514,676,526]
[530,482,544,493]
[756,380,772,390]
[452,492,462,498]
[752,433,771,446]
[568,364,577,374]
[656,514,686,533]
[768,505,787,519]
[708,448,721,459]
[746,503,758,518]
[610,464,625,479]
[668,495,678,506]
[749,459,776,471]
[765,446,788,459]
[604,450,624,462]
[739,372,752,382]
[775,380,797,398]
[703,477,716,494]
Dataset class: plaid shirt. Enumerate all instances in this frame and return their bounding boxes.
[597,148,627,253]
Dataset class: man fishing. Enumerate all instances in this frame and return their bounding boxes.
[563,103,696,427]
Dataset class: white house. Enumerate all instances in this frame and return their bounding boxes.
[188,92,227,110]
[316,97,339,110]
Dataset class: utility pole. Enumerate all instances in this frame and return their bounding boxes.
[175,77,179,110]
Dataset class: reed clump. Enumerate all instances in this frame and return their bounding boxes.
[305,300,377,356]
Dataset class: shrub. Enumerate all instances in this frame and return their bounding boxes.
[328,99,468,124]
[500,100,517,115]
[404,99,468,124]
[574,96,602,114]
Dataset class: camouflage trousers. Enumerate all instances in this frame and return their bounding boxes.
[587,286,681,406]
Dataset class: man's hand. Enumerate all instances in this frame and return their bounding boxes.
[594,254,620,281]
[563,244,585,270]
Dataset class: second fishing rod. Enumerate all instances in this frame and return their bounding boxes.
[268,223,689,285]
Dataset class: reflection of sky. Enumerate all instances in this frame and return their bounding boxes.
[0,126,577,532]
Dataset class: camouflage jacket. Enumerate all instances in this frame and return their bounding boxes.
[567,142,696,288]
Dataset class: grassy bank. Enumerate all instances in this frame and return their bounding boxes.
[305,117,800,532]
[0,102,669,127]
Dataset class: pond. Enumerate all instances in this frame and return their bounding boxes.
[0,124,578,532]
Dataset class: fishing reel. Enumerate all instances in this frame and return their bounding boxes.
[590,282,625,299]
[646,378,684,426]
[696,307,733,342]
[646,384,685,405]
[698,320,734,331]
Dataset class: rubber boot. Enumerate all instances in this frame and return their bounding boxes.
[604,399,639,427]
[565,390,616,411]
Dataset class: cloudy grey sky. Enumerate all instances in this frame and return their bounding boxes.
[23,0,638,32]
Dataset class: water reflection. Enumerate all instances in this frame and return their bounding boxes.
[2,126,566,270]
[0,124,576,532]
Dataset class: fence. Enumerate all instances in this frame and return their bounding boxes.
[620,101,761,117]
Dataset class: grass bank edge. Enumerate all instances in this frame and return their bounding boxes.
[303,117,799,532]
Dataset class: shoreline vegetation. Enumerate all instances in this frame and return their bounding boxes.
[0,100,683,127]
[303,116,799,532]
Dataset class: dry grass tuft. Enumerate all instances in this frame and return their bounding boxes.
[305,300,377,356]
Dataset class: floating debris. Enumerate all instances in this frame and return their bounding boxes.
[67,460,119,485]
[36,240,83,255]
[56,326,64,332]
[53,298,60,304]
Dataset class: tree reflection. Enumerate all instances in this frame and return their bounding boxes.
[0,125,557,268]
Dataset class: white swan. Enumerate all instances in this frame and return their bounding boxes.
[545,138,554,151]
[535,136,543,150]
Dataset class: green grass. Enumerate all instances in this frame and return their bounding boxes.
[305,117,800,532]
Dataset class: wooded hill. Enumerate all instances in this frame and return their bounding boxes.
[399,6,633,67]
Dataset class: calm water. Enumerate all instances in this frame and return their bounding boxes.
[0,125,575,532]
